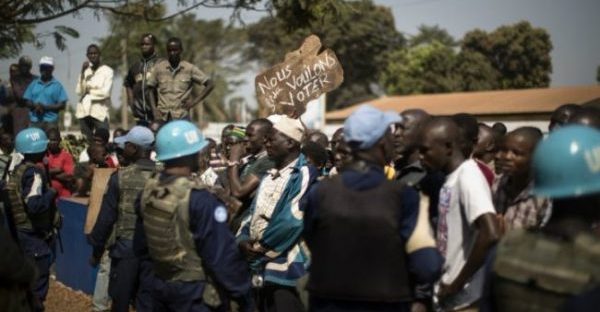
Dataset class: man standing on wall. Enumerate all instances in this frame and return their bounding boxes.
[76,44,113,144]
[23,57,68,131]
[124,33,161,126]
[146,37,214,124]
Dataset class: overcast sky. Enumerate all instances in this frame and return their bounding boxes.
[2,0,599,111]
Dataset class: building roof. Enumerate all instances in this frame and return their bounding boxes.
[325,85,600,121]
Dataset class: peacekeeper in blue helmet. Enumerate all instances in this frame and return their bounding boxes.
[132,120,254,311]
[87,126,156,312]
[4,127,60,311]
[481,125,600,312]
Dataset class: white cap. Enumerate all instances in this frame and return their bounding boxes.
[273,115,305,143]
[267,114,285,124]
[40,56,54,66]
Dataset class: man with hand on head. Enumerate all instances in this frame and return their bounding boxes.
[227,118,275,231]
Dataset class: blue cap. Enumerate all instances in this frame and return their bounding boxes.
[343,104,402,150]
[114,126,155,149]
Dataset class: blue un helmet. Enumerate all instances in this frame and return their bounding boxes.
[155,120,208,162]
[532,125,600,198]
[15,127,49,154]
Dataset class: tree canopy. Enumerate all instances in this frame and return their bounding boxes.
[380,21,553,96]
[0,0,264,58]
[462,21,553,89]
[409,24,456,47]
[4,1,557,115]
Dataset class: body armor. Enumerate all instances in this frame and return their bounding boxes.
[493,229,600,311]
[140,175,206,282]
[5,162,57,234]
[115,162,155,241]
[307,175,412,302]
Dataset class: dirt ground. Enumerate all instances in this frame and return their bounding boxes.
[45,277,93,312]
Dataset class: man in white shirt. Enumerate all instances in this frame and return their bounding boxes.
[76,44,113,144]
[419,117,500,311]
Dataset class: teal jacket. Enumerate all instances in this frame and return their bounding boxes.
[237,154,317,286]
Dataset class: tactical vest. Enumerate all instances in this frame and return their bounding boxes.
[493,229,600,312]
[115,162,155,241]
[6,162,57,234]
[307,175,412,302]
[140,175,207,282]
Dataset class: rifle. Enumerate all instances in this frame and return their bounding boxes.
[43,156,64,253]
[0,155,19,242]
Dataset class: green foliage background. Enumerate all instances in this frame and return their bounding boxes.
[2,0,557,119]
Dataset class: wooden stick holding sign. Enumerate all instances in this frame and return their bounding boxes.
[255,35,344,117]
[84,167,116,234]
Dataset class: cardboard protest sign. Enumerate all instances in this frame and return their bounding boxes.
[84,167,116,234]
[256,35,344,117]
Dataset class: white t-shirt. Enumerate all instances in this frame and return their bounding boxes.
[436,159,495,307]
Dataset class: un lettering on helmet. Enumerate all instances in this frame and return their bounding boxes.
[184,130,199,144]
[584,147,600,173]
[28,132,41,141]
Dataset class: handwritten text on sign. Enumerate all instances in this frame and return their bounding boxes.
[255,35,344,116]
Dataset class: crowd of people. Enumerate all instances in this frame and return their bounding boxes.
[1,33,600,312]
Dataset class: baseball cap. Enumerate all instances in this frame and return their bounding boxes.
[223,126,246,140]
[267,114,285,124]
[39,56,54,66]
[273,115,305,142]
[114,126,155,149]
[344,104,402,150]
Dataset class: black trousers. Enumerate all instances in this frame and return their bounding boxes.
[79,116,109,144]
[32,254,52,312]
[258,282,305,312]
[108,257,139,312]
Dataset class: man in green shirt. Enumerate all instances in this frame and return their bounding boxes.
[146,37,214,123]
[227,118,275,231]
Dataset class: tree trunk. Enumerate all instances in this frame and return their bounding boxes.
[120,37,129,129]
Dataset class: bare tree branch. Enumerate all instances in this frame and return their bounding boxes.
[89,0,266,22]
[89,0,210,21]
[2,0,94,25]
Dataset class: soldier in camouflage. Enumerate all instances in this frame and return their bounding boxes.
[88,126,156,312]
[133,120,253,311]
[482,126,600,312]
[4,127,59,312]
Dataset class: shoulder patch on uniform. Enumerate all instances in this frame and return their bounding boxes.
[214,206,227,223]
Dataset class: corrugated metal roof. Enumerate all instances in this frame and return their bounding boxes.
[326,85,600,121]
